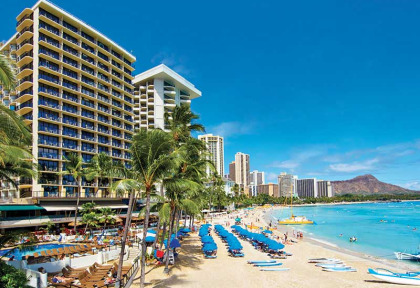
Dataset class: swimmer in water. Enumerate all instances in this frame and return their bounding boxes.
[339,234,343,237]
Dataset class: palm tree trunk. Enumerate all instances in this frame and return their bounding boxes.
[164,204,176,273]
[73,184,81,234]
[159,221,167,250]
[139,189,152,288]
[152,217,161,252]
[117,191,135,284]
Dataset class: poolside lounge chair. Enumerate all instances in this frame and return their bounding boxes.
[40,250,49,258]
[33,252,40,258]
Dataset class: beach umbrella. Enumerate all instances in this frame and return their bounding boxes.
[202,243,217,251]
[147,229,157,234]
[180,228,191,233]
[145,236,155,242]
[170,239,181,248]
[235,218,241,222]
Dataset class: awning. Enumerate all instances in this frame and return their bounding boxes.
[41,205,76,212]
[96,205,128,209]
[0,205,44,211]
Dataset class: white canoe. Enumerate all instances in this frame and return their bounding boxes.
[394,252,420,261]
[369,268,420,286]
[316,263,346,268]
[260,268,290,272]
[248,260,276,264]
[323,267,357,272]
[308,258,343,264]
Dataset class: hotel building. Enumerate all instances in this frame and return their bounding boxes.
[248,170,265,196]
[257,183,279,197]
[296,178,334,198]
[0,0,136,227]
[132,64,201,131]
[233,152,250,188]
[278,172,297,197]
[198,134,224,177]
[228,161,236,182]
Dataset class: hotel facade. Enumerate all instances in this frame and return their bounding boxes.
[0,0,201,230]
[198,134,224,177]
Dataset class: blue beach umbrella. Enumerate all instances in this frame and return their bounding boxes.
[145,236,155,242]
[202,243,217,251]
[170,239,181,248]
[147,230,157,234]
[180,228,191,233]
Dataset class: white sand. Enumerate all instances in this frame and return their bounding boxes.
[135,208,414,287]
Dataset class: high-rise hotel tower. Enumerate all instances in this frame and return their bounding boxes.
[0,0,135,201]
[132,64,201,131]
[198,134,224,177]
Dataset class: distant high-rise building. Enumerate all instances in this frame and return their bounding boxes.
[228,161,236,182]
[278,172,297,197]
[296,178,334,198]
[234,152,250,188]
[249,170,265,186]
[317,180,334,197]
[296,178,317,198]
[132,64,201,131]
[257,183,279,197]
[248,170,265,197]
[198,134,224,176]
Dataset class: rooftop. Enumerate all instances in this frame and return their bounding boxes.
[133,64,201,99]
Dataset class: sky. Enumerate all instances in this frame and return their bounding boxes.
[2,0,420,189]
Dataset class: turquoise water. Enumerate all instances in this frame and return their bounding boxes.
[269,201,420,260]
[0,244,75,260]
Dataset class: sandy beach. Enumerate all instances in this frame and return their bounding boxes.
[135,207,415,288]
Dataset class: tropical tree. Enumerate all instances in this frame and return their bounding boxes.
[112,174,141,285]
[123,129,175,288]
[98,207,116,231]
[0,54,16,90]
[164,103,205,143]
[89,152,118,196]
[61,153,94,232]
[0,104,35,190]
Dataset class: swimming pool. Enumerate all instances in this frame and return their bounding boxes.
[0,243,76,260]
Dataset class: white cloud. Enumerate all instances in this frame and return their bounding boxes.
[151,52,191,76]
[208,121,254,138]
[265,172,278,182]
[329,158,379,173]
[401,181,420,191]
[271,160,300,169]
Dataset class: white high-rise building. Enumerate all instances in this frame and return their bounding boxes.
[132,64,201,131]
[198,134,224,176]
[248,170,265,196]
[234,152,250,188]
[278,172,298,197]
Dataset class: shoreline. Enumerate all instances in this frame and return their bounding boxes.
[262,207,419,272]
[274,199,420,208]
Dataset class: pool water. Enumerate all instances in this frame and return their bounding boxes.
[0,244,76,260]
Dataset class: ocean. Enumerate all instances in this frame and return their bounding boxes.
[269,201,420,260]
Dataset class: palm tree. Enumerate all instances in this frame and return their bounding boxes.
[0,54,16,90]
[112,175,141,285]
[0,104,35,189]
[162,138,210,273]
[89,152,116,197]
[98,207,116,231]
[164,103,205,143]
[61,153,93,233]
[128,129,175,288]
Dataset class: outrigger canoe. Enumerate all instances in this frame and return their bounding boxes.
[260,268,290,271]
[248,260,276,264]
[368,268,420,286]
[254,263,283,267]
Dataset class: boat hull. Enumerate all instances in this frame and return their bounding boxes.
[369,269,420,286]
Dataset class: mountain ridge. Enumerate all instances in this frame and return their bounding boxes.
[331,174,418,195]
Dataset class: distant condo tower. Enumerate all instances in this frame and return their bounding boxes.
[132,64,201,131]
[234,152,250,188]
[296,178,334,198]
[228,161,236,182]
[278,172,298,197]
[198,134,224,177]
[249,170,265,196]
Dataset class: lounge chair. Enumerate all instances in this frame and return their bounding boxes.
[33,252,40,258]
[40,250,49,258]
